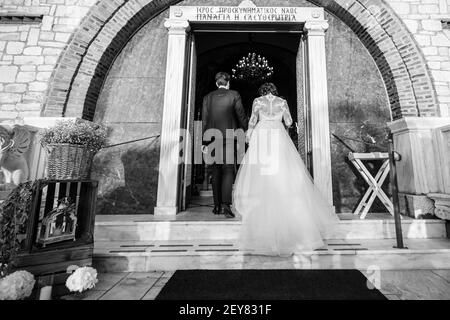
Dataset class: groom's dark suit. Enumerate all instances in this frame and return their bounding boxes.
[202,88,248,210]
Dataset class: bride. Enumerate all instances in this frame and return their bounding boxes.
[233,82,339,256]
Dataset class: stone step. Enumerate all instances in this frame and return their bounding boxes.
[93,238,450,272]
[94,217,448,241]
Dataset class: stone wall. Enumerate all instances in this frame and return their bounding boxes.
[1,0,449,119]
[325,12,391,213]
[386,0,450,117]
[0,0,95,117]
[91,13,168,215]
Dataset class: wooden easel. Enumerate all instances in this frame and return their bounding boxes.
[348,152,394,219]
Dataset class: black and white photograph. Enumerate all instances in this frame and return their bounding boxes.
[1,0,450,309]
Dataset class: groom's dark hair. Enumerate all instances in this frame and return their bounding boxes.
[215,72,230,86]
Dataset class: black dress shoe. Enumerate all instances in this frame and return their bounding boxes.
[212,205,221,215]
[222,205,235,218]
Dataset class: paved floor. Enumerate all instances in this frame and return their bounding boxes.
[61,269,450,300]
[83,199,448,299]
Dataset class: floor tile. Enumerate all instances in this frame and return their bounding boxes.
[95,272,129,291]
[380,270,450,300]
[142,271,174,300]
[431,269,450,283]
[80,269,450,300]
[160,271,175,279]
[81,290,107,300]
[100,272,163,300]
[141,287,164,300]
[61,290,106,300]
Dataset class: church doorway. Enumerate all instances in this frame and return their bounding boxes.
[181,27,306,212]
[156,5,334,216]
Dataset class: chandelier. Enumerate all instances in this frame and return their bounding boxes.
[231,53,274,83]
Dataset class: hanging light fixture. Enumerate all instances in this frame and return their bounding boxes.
[231,52,274,83]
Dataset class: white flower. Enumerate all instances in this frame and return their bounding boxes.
[66,265,80,273]
[65,266,98,293]
[0,270,35,300]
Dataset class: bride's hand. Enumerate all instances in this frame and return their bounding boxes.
[245,130,252,144]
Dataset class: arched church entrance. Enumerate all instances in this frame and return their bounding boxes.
[43,0,439,217]
[90,2,393,216]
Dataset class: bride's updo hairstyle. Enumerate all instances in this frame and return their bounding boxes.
[258,82,278,96]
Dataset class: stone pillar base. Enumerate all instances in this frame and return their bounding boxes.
[398,193,435,219]
[154,206,178,216]
[428,193,450,220]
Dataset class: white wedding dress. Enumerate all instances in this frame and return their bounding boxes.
[233,93,339,256]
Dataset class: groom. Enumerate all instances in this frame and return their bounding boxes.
[202,72,248,218]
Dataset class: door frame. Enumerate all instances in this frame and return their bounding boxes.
[178,32,197,212]
[179,26,310,211]
[155,5,333,216]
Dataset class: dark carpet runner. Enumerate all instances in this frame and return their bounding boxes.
[156,269,387,300]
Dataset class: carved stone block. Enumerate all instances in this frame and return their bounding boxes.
[428,193,450,220]
[398,192,435,218]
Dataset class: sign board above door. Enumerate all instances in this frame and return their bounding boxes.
[169,5,325,23]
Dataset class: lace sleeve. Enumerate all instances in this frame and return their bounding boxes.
[246,99,260,141]
[248,98,261,130]
[282,99,293,127]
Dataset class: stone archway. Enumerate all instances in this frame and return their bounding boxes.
[43,0,439,120]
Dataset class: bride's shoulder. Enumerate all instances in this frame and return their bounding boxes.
[274,96,287,105]
[253,97,263,105]
[252,97,263,110]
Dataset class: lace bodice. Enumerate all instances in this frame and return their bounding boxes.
[248,94,293,131]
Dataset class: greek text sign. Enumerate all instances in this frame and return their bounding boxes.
[169,6,324,23]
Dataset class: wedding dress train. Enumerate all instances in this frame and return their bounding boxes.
[233,93,339,256]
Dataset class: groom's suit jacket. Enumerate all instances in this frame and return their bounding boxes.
[202,88,248,143]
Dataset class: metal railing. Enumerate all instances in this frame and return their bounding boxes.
[388,133,407,249]
[102,135,160,149]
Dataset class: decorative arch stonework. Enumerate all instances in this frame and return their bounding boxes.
[43,0,439,120]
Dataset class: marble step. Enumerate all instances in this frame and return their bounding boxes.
[93,238,450,272]
[94,217,448,241]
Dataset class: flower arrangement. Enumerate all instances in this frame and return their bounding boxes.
[39,120,108,152]
[0,181,35,277]
[39,120,108,179]
[232,52,274,84]
[65,265,98,293]
[0,182,37,300]
[0,270,35,300]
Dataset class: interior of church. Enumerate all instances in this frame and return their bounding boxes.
[190,31,300,206]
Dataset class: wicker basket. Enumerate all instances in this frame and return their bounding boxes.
[45,143,96,180]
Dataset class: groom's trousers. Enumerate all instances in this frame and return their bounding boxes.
[210,140,236,206]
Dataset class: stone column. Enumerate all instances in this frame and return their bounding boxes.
[155,19,190,216]
[304,21,333,207]
[389,117,450,219]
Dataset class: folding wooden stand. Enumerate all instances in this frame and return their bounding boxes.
[348,152,393,219]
